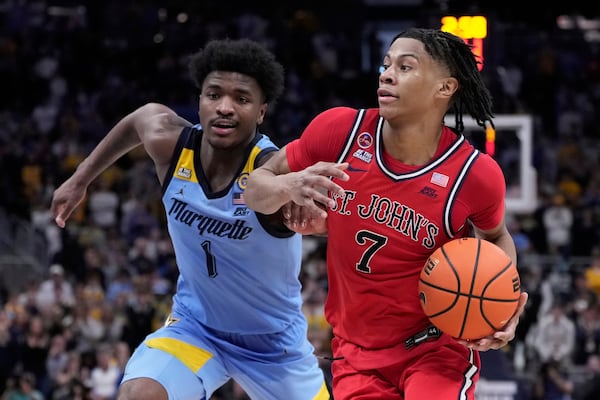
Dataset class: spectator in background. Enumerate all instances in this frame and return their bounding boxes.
[35,264,75,315]
[507,215,533,260]
[50,351,89,400]
[572,303,600,366]
[542,192,573,260]
[495,59,523,113]
[87,176,120,230]
[532,360,574,400]
[17,314,50,394]
[105,268,134,304]
[531,299,576,367]
[70,302,104,354]
[1,372,44,400]
[88,343,120,400]
[45,333,69,396]
[120,289,156,357]
[573,354,600,400]
[584,247,600,297]
[112,342,131,387]
[0,310,17,394]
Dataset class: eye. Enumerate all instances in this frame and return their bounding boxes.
[206,92,219,100]
[378,65,388,74]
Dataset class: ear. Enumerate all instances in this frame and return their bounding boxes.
[257,104,268,125]
[438,77,459,98]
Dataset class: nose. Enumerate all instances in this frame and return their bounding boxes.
[379,66,394,84]
[216,96,234,115]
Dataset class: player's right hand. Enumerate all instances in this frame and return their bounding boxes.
[284,162,348,218]
[50,177,87,228]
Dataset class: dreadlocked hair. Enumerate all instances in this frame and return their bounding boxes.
[392,28,494,132]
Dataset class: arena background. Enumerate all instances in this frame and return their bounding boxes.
[0,1,599,399]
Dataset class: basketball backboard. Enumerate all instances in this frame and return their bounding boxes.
[445,114,537,215]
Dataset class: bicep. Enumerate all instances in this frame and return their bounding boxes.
[465,156,507,231]
[134,104,190,180]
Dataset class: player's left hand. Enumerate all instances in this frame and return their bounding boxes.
[282,202,327,235]
[456,292,528,351]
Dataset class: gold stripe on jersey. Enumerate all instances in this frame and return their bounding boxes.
[314,381,331,399]
[242,145,262,174]
[173,148,199,182]
[145,337,213,373]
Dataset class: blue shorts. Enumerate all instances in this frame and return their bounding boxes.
[121,310,330,400]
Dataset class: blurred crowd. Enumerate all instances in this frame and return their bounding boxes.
[0,1,599,399]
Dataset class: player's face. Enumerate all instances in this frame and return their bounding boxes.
[377,38,452,122]
[198,71,267,150]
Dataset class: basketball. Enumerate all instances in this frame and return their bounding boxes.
[418,237,521,340]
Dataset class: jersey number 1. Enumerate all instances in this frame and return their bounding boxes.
[201,240,217,277]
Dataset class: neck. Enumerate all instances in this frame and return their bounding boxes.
[382,122,443,165]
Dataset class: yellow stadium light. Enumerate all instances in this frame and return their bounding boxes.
[441,16,488,71]
[485,122,496,156]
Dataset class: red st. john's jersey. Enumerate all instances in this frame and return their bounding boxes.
[286,107,506,366]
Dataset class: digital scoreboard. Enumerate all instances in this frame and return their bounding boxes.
[441,15,487,71]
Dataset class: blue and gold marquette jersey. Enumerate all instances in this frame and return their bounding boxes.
[162,126,303,334]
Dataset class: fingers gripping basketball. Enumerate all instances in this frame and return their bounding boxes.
[418,237,521,340]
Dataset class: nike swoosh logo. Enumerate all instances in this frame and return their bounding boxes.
[347,165,367,172]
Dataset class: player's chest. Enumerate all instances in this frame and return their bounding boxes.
[329,169,472,252]
[332,170,454,220]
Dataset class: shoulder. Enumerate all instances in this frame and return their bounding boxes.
[140,103,193,132]
[303,106,362,136]
[313,106,360,124]
[471,152,505,180]
[462,151,506,199]
[134,104,192,170]
[253,140,279,168]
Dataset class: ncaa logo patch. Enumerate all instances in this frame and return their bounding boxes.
[357,132,373,149]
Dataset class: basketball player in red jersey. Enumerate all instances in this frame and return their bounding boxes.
[245,28,528,399]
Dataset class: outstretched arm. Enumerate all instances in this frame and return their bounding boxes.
[244,147,349,218]
[51,102,191,228]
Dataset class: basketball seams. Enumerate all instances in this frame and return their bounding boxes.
[459,238,481,339]
[479,260,517,301]
[419,252,462,318]
[480,259,520,330]
[418,237,521,340]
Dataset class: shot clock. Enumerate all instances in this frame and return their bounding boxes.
[441,15,487,71]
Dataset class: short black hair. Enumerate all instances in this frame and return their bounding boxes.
[392,28,494,132]
[188,38,284,105]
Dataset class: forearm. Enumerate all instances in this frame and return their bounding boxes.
[246,148,348,217]
[245,169,292,215]
[493,231,518,266]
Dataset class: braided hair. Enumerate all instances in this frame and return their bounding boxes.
[392,28,494,132]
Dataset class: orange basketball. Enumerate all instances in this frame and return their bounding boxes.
[418,237,521,340]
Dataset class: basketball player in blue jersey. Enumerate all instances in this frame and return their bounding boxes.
[50,39,330,400]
